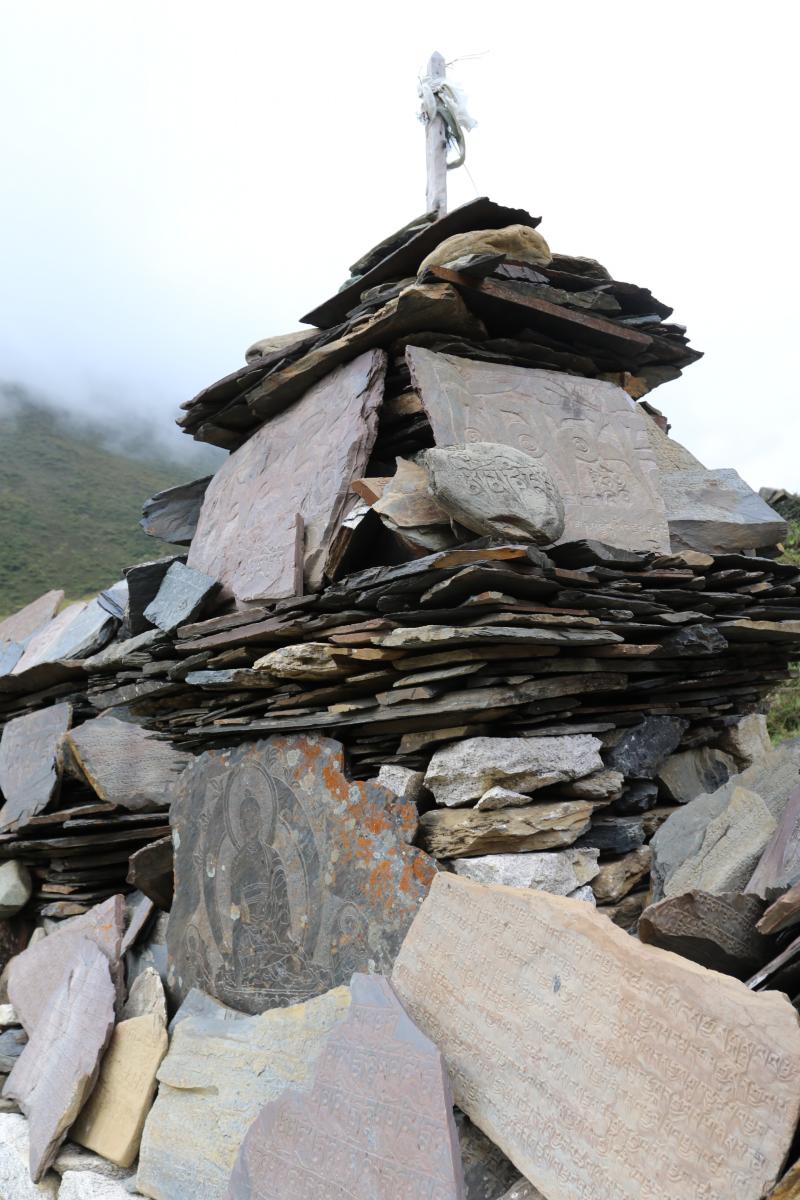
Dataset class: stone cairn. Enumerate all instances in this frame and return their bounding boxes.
[1,199,800,1199]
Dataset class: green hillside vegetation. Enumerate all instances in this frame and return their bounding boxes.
[0,385,220,617]
[767,516,800,743]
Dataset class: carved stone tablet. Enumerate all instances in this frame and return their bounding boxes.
[71,1013,168,1168]
[143,561,220,633]
[137,985,351,1200]
[391,874,800,1200]
[166,735,437,1014]
[140,475,212,545]
[421,442,565,543]
[7,895,124,1034]
[187,351,386,602]
[0,702,71,833]
[406,348,670,553]
[638,890,769,979]
[12,600,115,675]
[2,936,116,1181]
[65,715,191,812]
[227,973,465,1199]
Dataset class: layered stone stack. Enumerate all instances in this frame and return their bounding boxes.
[2,198,800,1198]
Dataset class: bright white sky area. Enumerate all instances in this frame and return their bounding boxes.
[1,1,797,486]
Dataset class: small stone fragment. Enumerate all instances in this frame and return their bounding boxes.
[717,714,770,769]
[424,735,603,807]
[420,802,595,858]
[0,862,32,918]
[563,769,624,800]
[475,786,533,811]
[376,764,426,804]
[604,716,688,779]
[121,967,167,1024]
[657,747,737,804]
[638,890,768,978]
[591,847,651,903]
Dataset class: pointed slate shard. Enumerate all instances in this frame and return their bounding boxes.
[127,837,173,911]
[137,986,351,1200]
[746,787,800,899]
[455,1111,522,1200]
[124,557,185,636]
[143,561,220,633]
[120,891,155,957]
[0,589,63,651]
[227,973,465,1199]
[660,467,786,554]
[12,601,115,675]
[392,874,800,1200]
[188,351,387,603]
[406,348,671,553]
[97,579,128,620]
[3,936,116,1182]
[7,895,124,1034]
[121,967,167,1023]
[71,1013,168,1168]
[166,735,437,1014]
[0,702,72,833]
[140,475,212,545]
[65,715,191,812]
[638,890,769,978]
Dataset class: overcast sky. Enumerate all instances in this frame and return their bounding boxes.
[1,1,797,487]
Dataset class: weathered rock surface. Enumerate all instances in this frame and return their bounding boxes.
[0,1113,59,1196]
[474,786,534,811]
[657,747,736,805]
[0,860,32,917]
[376,764,426,804]
[575,814,645,853]
[57,1172,142,1199]
[3,937,116,1181]
[54,1142,135,1180]
[121,967,167,1023]
[563,768,624,800]
[639,890,769,978]
[140,475,212,546]
[451,848,599,895]
[392,873,800,1200]
[417,225,552,274]
[424,735,603,807]
[137,985,351,1200]
[0,702,71,832]
[188,350,386,601]
[142,562,219,633]
[420,442,565,544]
[65,716,190,812]
[766,1159,800,1199]
[660,466,786,553]
[406,348,671,553]
[166,736,436,1013]
[758,882,800,936]
[12,600,114,675]
[650,743,800,901]
[718,713,770,769]
[127,838,173,912]
[0,590,63,648]
[746,787,800,899]
[603,715,688,779]
[227,973,465,1198]
[253,643,345,680]
[665,786,777,898]
[71,1013,168,1167]
[591,847,651,903]
[497,1184,546,1200]
[420,802,595,858]
[8,896,124,1033]
[455,1110,522,1199]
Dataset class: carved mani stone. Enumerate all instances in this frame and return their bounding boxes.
[7,895,125,1034]
[406,348,670,553]
[227,973,465,1199]
[187,350,387,603]
[65,714,191,812]
[137,985,351,1200]
[166,735,437,1015]
[638,890,769,979]
[2,936,116,1181]
[0,702,71,833]
[391,874,800,1200]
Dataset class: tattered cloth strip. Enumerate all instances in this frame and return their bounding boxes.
[418,73,476,169]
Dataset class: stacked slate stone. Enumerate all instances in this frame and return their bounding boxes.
[4,198,800,1199]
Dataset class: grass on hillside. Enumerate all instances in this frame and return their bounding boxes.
[767,518,800,743]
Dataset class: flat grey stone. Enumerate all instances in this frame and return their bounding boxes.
[12,600,115,674]
[657,747,736,804]
[717,714,770,769]
[424,735,603,807]
[747,786,800,900]
[451,848,599,894]
[0,702,72,833]
[143,561,219,633]
[660,467,787,553]
[136,985,351,1200]
[420,442,565,544]
[140,475,212,546]
[376,763,426,803]
[650,743,800,901]
[121,967,167,1024]
[0,1025,27,1072]
[124,557,184,637]
[65,715,190,812]
[665,787,777,898]
[406,348,670,553]
[0,861,32,917]
[0,1113,59,1196]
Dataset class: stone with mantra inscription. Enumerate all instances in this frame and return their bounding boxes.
[227,973,465,1199]
[8,895,125,1034]
[2,937,116,1181]
[405,347,670,553]
[65,714,191,812]
[166,735,437,1015]
[391,873,800,1200]
[71,1013,168,1168]
[638,890,769,979]
[0,702,71,833]
[420,442,565,544]
[137,985,351,1200]
[187,350,386,603]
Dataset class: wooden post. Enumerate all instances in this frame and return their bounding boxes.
[425,51,448,218]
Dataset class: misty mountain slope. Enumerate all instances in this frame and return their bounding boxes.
[0,388,219,616]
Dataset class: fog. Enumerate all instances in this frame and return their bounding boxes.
[0,0,797,486]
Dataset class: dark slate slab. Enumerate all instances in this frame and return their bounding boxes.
[604,716,689,779]
[127,837,174,911]
[227,973,465,1199]
[166,736,437,1014]
[140,476,212,545]
[12,600,116,673]
[0,702,72,833]
[2,935,116,1181]
[575,815,646,854]
[143,561,220,633]
[124,556,186,636]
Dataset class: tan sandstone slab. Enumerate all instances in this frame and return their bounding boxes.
[391,874,800,1200]
[71,1013,167,1168]
[188,350,387,603]
[0,702,72,833]
[419,801,595,858]
[3,937,116,1181]
[406,347,670,553]
[227,973,465,1199]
